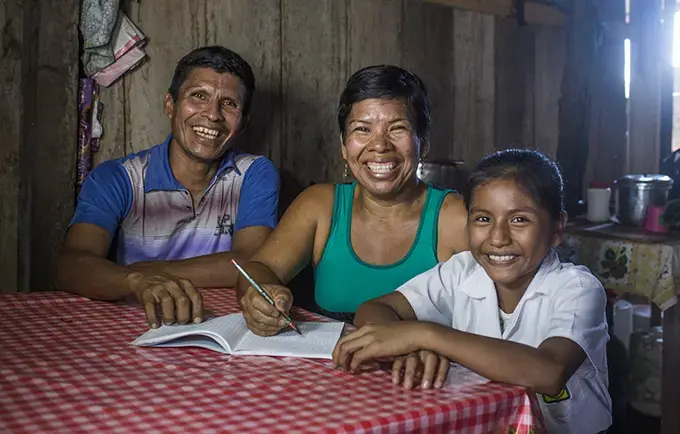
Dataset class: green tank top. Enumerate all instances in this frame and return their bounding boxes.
[314,182,452,314]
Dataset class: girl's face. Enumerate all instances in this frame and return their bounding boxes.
[467,178,565,294]
[341,98,424,197]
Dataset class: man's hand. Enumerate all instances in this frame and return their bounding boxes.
[332,322,425,372]
[126,271,203,328]
[392,350,450,390]
[240,284,292,336]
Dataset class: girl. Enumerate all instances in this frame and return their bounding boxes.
[332,149,612,434]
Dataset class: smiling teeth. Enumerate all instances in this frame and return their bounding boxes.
[193,126,220,139]
[488,254,517,262]
[367,162,395,173]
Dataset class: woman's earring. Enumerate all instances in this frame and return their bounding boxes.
[343,163,350,181]
[417,156,424,177]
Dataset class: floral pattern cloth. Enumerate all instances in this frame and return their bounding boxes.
[558,231,678,310]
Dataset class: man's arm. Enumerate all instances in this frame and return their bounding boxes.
[55,223,138,299]
[54,160,135,299]
[130,225,272,288]
[54,161,203,328]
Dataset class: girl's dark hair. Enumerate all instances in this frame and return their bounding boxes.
[168,46,255,119]
[337,65,431,143]
[463,149,566,222]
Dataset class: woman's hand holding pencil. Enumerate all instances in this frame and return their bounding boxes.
[233,259,298,337]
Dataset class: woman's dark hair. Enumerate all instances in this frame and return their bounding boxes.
[463,148,566,222]
[168,46,255,119]
[337,65,431,143]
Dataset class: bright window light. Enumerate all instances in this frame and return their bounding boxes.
[674,11,680,67]
[624,38,631,99]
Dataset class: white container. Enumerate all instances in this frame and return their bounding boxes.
[613,300,634,351]
[612,301,653,352]
[587,183,612,222]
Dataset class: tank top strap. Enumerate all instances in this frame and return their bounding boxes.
[410,184,453,259]
[328,182,356,239]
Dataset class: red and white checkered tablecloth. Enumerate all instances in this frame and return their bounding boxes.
[0,289,545,433]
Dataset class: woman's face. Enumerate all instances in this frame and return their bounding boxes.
[341,98,423,197]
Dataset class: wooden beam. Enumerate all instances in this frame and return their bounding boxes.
[555,0,597,214]
[421,0,565,26]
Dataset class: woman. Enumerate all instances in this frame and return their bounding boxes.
[236,65,468,335]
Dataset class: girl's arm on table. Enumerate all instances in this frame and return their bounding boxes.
[354,292,417,327]
[423,325,585,396]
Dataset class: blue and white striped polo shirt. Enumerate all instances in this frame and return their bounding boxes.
[70,135,279,265]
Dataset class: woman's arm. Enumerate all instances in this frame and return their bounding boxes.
[236,184,334,335]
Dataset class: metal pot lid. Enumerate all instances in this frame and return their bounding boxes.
[616,173,674,187]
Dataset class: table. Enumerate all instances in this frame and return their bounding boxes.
[561,220,680,434]
[0,289,545,433]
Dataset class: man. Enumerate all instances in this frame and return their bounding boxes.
[55,46,279,329]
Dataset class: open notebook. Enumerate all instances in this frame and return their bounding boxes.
[131,313,345,359]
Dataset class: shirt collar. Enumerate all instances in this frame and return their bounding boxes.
[144,134,240,193]
[460,249,560,300]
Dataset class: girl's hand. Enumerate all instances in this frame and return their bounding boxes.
[332,322,425,372]
[392,350,450,390]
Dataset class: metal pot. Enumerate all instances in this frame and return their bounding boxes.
[417,159,466,192]
[610,174,673,226]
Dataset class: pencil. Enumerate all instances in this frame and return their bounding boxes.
[231,259,302,335]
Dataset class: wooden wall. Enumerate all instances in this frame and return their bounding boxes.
[98,0,565,205]
[0,0,566,293]
[0,0,79,293]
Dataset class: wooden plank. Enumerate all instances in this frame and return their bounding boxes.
[125,0,207,153]
[401,0,456,162]
[281,0,348,193]
[422,0,565,26]
[348,0,403,71]
[206,0,282,165]
[555,0,597,214]
[94,79,127,167]
[0,0,23,292]
[493,17,535,150]
[585,0,626,187]
[28,0,79,290]
[452,9,496,168]
[533,25,565,158]
[628,0,662,174]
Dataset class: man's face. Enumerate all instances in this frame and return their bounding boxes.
[164,67,246,163]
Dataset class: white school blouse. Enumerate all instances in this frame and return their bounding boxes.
[397,250,612,434]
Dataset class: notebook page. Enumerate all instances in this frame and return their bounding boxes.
[151,335,230,354]
[233,320,345,359]
[131,313,248,352]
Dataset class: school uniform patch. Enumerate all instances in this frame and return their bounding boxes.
[542,386,570,404]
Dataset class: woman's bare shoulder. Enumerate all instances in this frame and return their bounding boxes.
[283,183,337,219]
[437,191,469,255]
[440,191,467,218]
